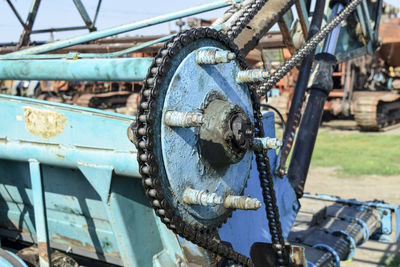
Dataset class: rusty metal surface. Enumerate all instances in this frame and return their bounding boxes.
[75,91,131,109]
[278,17,297,55]
[378,18,400,66]
[0,43,164,55]
[353,91,400,130]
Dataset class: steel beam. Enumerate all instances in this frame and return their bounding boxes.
[6,0,28,30]
[0,57,152,81]
[18,0,42,47]
[72,0,96,31]
[7,0,243,56]
[31,26,88,34]
[295,0,309,39]
[93,0,103,25]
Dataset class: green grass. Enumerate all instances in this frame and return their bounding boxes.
[310,131,400,176]
[383,253,400,266]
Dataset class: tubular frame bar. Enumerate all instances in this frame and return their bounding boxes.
[0,57,153,81]
[7,0,242,57]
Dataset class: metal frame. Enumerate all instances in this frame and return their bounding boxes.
[0,1,243,82]
[5,0,103,47]
[0,94,187,266]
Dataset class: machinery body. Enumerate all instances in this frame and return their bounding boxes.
[0,0,398,266]
[265,3,400,131]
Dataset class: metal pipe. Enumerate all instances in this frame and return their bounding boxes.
[72,0,96,31]
[6,0,28,30]
[8,0,242,56]
[322,3,344,54]
[287,89,328,197]
[277,0,325,176]
[0,57,152,81]
[31,26,89,34]
[288,52,337,197]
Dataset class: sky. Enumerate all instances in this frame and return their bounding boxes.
[0,0,226,43]
[1,0,399,43]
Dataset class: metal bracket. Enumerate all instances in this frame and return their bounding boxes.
[77,163,113,202]
[29,160,51,267]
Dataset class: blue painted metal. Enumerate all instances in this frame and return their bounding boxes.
[29,160,51,267]
[219,112,300,257]
[0,95,139,177]
[304,193,400,243]
[0,250,28,267]
[0,57,152,81]
[7,0,243,56]
[0,94,185,266]
[329,230,356,261]
[312,244,340,267]
[161,45,254,223]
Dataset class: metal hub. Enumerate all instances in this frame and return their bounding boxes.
[199,99,253,167]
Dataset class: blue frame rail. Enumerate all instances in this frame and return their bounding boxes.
[0,95,186,266]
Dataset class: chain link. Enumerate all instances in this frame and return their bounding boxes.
[135,0,362,265]
[260,0,363,94]
[136,28,253,266]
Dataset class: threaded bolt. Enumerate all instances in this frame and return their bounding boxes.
[224,195,261,210]
[253,137,282,150]
[183,188,261,210]
[164,111,203,128]
[236,69,269,83]
[196,49,236,65]
[183,188,223,207]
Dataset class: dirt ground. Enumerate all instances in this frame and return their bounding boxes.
[304,121,400,266]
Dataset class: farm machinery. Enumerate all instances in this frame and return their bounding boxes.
[264,1,400,130]
[0,0,399,266]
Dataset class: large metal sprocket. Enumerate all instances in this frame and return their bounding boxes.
[135,28,253,265]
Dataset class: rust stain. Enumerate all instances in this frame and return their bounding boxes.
[52,234,121,259]
[38,242,50,263]
[56,153,65,159]
[23,106,67,139]
[54,234,84,248]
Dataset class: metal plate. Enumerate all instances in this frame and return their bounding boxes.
[160,46,254,225]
